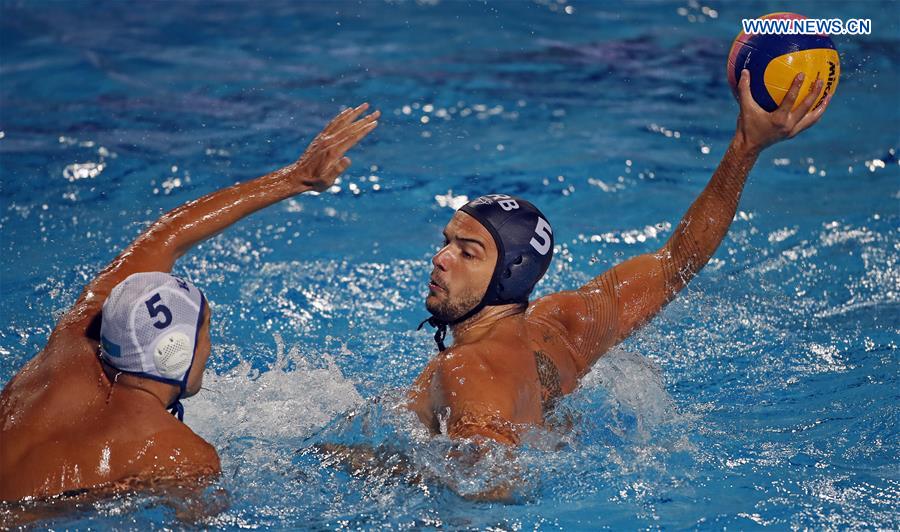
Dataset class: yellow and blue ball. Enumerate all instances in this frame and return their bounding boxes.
[727,13,840,111]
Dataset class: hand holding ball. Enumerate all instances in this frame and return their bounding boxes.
[727,13,839,112]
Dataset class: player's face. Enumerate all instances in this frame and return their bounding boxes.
[184,306,211,397]
[426,211,498,323]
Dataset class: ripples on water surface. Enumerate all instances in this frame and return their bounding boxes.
[1,0,898,529]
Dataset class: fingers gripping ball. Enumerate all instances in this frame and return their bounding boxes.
[728,13,840,111]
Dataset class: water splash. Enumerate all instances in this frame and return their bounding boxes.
[185,333,364,446]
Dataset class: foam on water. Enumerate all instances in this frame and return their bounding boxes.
[171,346,682,527]
[185,333,365,446]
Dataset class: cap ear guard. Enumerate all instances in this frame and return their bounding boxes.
[498,252,544,302]
[153,331,193,380]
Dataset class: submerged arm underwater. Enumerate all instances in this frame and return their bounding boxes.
[312,441,521,503]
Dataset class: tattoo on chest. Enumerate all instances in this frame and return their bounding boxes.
[534,350,562,413]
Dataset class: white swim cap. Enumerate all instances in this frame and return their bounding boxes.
[100,272,206,389]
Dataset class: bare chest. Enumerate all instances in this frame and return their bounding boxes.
[406,322,579,431]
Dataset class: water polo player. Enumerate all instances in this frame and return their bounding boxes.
[408,71,830,445]
[0,104,378,502]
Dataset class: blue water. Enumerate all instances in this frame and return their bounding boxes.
[2,0,898,528]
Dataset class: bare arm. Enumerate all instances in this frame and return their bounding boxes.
[546,71,830,372]
[55,104,379,335]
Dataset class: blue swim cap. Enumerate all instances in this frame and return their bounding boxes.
[459,194,554,306]
[419,194,554,350]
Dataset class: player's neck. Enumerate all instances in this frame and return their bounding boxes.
[450,303,525,344]
[102,362,179,410]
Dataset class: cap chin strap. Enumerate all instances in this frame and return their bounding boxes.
[168,400,185,421]
[166,366,188,422]
[169,293,206,422]
[417,294,492,352]
[160,292,207,423]
[416,317,448,352]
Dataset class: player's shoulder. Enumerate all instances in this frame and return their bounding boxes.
[525,290,591,331]
[1,336,101,407]
[436,344,492,375]
[434,343,507,391]
[146,421,221,475]
[181,436,221,475]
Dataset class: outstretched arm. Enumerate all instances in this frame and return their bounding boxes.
[58,103,379,333]
[543,71,829,372]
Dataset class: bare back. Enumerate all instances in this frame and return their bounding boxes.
[0,103,379,503]
[0,311,217,501]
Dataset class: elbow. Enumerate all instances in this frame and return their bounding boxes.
[137,222,185,263]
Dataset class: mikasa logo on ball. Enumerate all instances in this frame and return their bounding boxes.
[822,61,837,101]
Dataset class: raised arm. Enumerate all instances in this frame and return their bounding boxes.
[57,103,379,333]
[542,71,829,372]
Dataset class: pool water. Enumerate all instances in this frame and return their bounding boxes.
[1,0,898,529]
